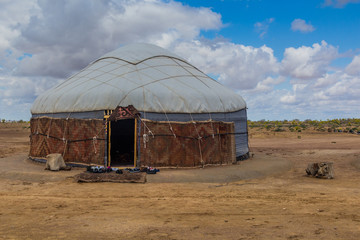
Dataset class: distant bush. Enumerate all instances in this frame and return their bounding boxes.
[274,127,285,132]
[265,125,272,130]
[248,118,360,134]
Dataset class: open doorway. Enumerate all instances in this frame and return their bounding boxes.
[110,119,135,167]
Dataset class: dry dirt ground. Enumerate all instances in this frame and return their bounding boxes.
[0,124,359,240]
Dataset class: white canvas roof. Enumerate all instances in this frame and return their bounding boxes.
[31,43,246,114]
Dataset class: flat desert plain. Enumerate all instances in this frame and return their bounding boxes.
[0,123,359,240]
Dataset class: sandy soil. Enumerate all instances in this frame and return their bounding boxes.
[0,125,359,239]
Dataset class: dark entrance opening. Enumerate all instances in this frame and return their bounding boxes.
[110,119,134,167]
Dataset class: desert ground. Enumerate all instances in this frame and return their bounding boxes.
[0,122,359,239]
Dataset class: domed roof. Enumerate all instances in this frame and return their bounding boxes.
[31,43,246,114]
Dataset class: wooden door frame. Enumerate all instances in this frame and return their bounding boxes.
[105,106,139,168]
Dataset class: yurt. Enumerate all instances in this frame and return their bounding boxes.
[29,43,249,167]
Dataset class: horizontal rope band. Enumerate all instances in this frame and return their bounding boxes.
[30,132,105,142]
[140,132,248,140]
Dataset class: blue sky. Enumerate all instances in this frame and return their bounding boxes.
[188,0,360,62]
[0,0,360,121]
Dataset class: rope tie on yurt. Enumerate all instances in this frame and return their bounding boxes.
[137,115,154,142]
[92,136,97,154]
[208,112,215,139]
[138,117,154,138]
[62,118,68,143]
[96,119,108,138]
[143,133,149,148]
[169,126,176,138]
[137,115,154,149]
[198,139,204,167]
[189,113,202,140]
[92,119,108,154]
[47,117,52,138]
[164,113,176,138]
[210,120,215,139]
[189,113,204,166]
[155,98,176,138]
[61,117,69,157]
[217,126,222,153]
[62,140,68,157]
[36,118,40,134]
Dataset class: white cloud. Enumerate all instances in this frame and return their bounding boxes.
[174,40,279,90]
[291,19,315,33]
[279,83,306,105]
[0,0,39,53]
[325,74,360,99]
[266,70,360,120]
[345,55,360,76]
[314,72,342,88]
[254,18,275,38]
[323,0,360,8]
[253,76,286,92]
[11,0,222,78]
[280,94,297,104]
[0,76,35,102]
[237,41,358,120]
[281,41,338,79]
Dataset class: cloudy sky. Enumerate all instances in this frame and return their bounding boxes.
[1,0,360,121]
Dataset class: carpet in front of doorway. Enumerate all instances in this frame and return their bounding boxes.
[75,171,146,183]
